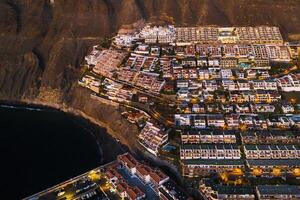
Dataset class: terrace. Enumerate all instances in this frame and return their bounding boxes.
[138,122,168,156]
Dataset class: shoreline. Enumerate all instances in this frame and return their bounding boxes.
[0,100,125,199]
[0,99,132,150]
[0,99,183,183]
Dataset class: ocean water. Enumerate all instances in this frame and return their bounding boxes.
[0,104,123,199]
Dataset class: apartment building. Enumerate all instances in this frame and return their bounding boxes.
[118,153,169,187]
[138,122,168,156]
[207,114,225,128]
[182,159,244,177]
[220,58,238,68]
[176,27,218,45]
[203,80,219,91]
[237,80,251,91]
[229,91,256,103]
[180,144,241,160]
[256,185,300,200]
[140,25,176,44]
[236,26,283,44]
[251,104,275,113]
[199,181,255,200]
[225,114,240,129]
[241,131,300,144]
[181,130,236,144]
[255,90,281,103]
[220,69,234,79]
[282,104,295,113]
[277,73,300,92]
[244,145,300,159]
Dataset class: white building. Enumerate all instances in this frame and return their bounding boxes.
[244,145,300,159]
[220,69,233,79]
[140,25,176,44]
[277,74,300,91]
[282,104,295,113]
[138,122,168,156]
[180,144,241,160]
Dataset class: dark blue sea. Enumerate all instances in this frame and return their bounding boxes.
[0,104,124,199]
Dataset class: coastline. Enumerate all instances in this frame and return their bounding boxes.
[0,99,133,150]
[0,99,183,183]
[0,101,124,199]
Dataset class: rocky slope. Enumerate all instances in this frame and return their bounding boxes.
[1,0,300,148]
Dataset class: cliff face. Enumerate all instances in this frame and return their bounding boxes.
[0,0,300,143]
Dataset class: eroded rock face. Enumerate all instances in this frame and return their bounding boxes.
[0,0,300,143]
[1,0,300,100]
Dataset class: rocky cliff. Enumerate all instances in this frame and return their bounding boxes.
[1,0,300,148]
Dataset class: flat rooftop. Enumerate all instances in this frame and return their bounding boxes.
[182,159,243,166]
[216,185,254,195]
[257,185,300,195]
[247,159,300,167]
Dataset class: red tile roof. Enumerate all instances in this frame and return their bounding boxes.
[118,153,138,169]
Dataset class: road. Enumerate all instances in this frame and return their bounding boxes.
[23,162,115,200]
